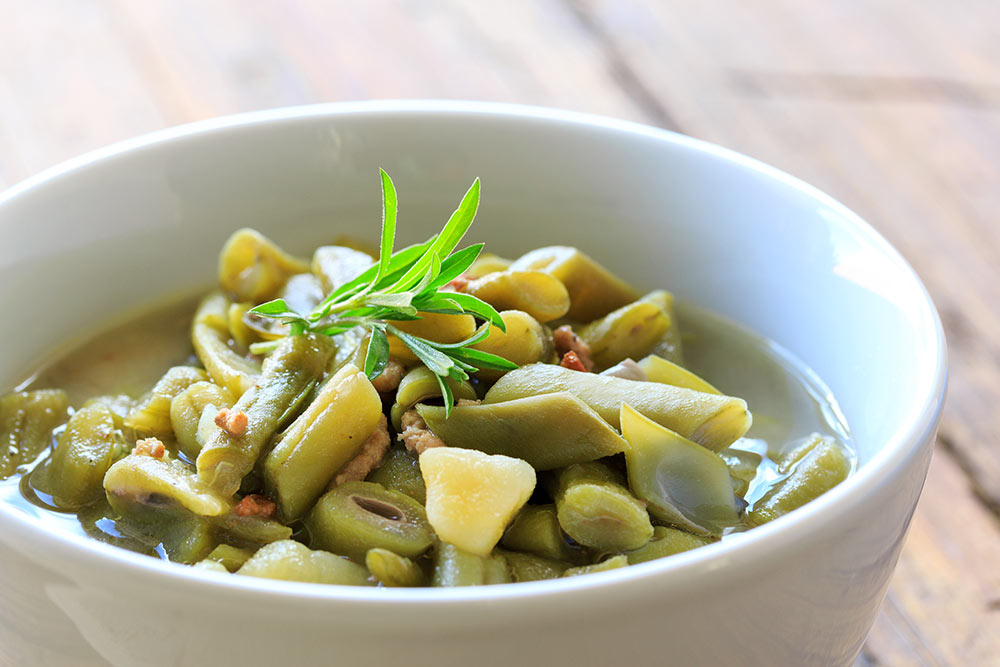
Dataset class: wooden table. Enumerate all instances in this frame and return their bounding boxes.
[2,2,997,664]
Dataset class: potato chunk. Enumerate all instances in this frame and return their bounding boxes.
[420,447,535,556]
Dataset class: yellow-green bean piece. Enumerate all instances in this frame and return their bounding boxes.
[191,292,261,397]
[777,433,832,474]
[498,549,568,582]
[305,481,434,562]
[366,548,426,587]
[46,403,117,509]
[626,526,714,564]
[366,444,426,504]
[720,447,762,498]
[470,310,552,381]
[621,404,740,537]
[552,461,653,552]
[486,364,751,452]
[433,542,510,586]
[417,392,627,470]
[197,333,334,496]
[236,540,372,586]
[193,559,229,574]
[388,312,477,363]
[563,555,629,577]
[644,290,684,364]
[749,437,851,525]
[105,454,233,517]
[264,363,382,521]
[311,245,374,294]
[202,544,255,572]
[464,270,570,323]
[501,504,583,563]
[578,291,677,371]
[82,394,133,430]
[465,252,511,279]
[124,366,208,437]
[509,246,639,322]
[170,381,235,460]
[211,513,293,547]
[0,389,68,478]
[637,354,720,395]
[218,228,309,303]
[389,366,478,430]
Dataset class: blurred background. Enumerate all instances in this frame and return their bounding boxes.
[1,2,998,664]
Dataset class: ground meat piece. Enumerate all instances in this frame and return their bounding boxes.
[214,408,249,437]
[332,414,391,486]
[398,408,447,455]
[371,359,405,393]
[235,494,276,518]
[560,351,588,372]
[132,437,165,459]
[599,358,647,381]
[553,325,594,371]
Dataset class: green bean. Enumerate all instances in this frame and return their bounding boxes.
[508,245,639,322]
[388,312,477,363]
[0,389,68,478]
[105,454,233,517]
[82,394,133,430]
[197,332,334,496]
[621,404,740,536]
[777,433,830,474]
[469,310,552,381]
[191,292,261,397]
[432,542,510,586]
[563,555,628,577]
[201,544,255,572]
[501,504,584,563]
[107,497,217,564]
[637,354,720,395]
[218,228,309,302]
[170,381,235,459]
[498,549,568,582]
[311,245,374,293]
[578,291,676,370]
[193,559,229,574]
[305,481,433,562]
[551,462,653,552]
[365,548,426,587]
[486,364,751,452]
[211,513,293,547]
[46,403,117,509]
[124,366,209,437]
[417,392,627,470]
[236,540,372,585]
[465,252,511,278]
[644,290,684,364]
[464,270,570,323]
[389,366,477,431]
[749,437,851,525]
[719,447,762,498]
[626,526,714,564]
[366,444,426,504]
[264,363,382,521]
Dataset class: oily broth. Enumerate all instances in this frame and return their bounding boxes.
[1,294,854,553]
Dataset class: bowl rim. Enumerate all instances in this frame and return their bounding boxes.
[0,100,948,605]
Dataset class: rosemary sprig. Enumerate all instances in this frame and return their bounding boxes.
[249,169,517,415]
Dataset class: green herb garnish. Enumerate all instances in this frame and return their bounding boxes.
[248,170,518,416]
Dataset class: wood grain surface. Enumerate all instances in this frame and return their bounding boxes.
[1,1,997,664]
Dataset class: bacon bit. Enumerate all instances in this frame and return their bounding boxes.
[560,350,588,372]
[331,414,391,487]
[553,325,594,371]
[132,437,165,459]
[214,408,249,437]
[235,494,276,518]
[444,276,470,292]
[371,359,405,393]
[398,409,447,454]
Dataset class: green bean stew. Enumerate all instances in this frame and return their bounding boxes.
[0,173,854,587]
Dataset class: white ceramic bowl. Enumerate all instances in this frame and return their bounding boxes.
[0,102,946,667]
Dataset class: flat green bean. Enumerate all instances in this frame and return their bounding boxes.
[0,389,68,478]
[236,540,372,585]
[46,403,117,509]
[366,548,426,587]
[552,461,653,552]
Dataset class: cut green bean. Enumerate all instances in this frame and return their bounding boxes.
[366,444,426,504]
[637,354,720,394]
[501,504,584,563]
[124,366,208,437]
[486,364,751,451]
[305,481,433,562]
[170,381,234,459]
[191,292,261,397]
[0,389,68,478]
[719,447,762,498]
[552,461,653,552]
[46,403,117,509]
[389,366,477,431]
[626,525,714,564]
[432,542,510,586]
[498,549,568,582]
[201,544,255,572]
[749,436,851,525]
[105,454,233,517]
[563,554,629,577]
[417,392,627,470]
[366,548,426,587]
[578,291,677,370]
[211,513,293,547]
[197,332,334,496]
[264,363,382,521]
[218,228,309,303]
[236,540,372,585]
